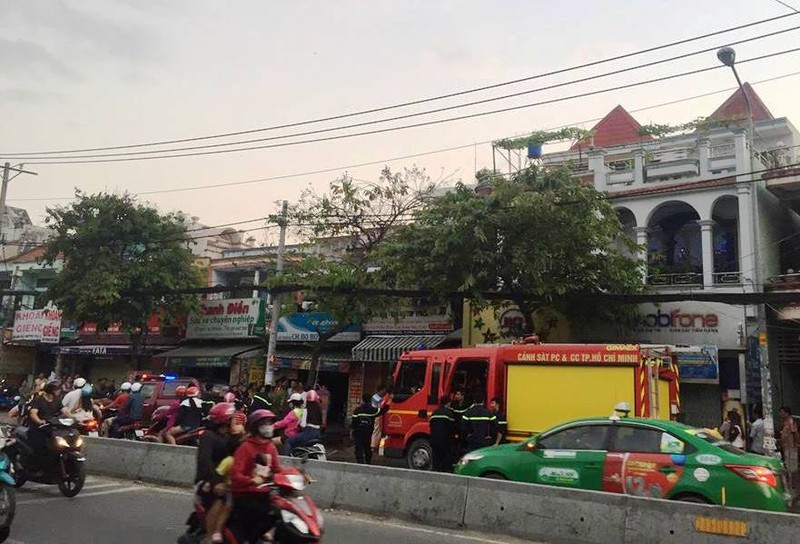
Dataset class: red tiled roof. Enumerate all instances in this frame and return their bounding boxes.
[571,105,651,151]
[608,176,735,199]
[710,82,774,122]
[3,245,47,264]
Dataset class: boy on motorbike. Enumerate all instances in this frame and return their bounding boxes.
[230,409,283,543]
[159,385,187,443]
[195,402,237,544]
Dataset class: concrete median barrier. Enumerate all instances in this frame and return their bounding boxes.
[83,438,798,543]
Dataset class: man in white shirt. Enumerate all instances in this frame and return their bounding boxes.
[750,406,765,455]
[61,377,87,417]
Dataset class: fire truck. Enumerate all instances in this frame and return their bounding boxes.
[382,338,679,470]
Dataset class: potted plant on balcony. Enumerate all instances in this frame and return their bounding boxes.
[494,127,594,158]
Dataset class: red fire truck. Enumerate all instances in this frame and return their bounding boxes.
[382,338,679,470]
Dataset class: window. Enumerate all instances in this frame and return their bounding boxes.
[538,425,609,451]
[140,383,157,401]
[451,359,488,403]
[428,363,442,405]
[393,360,427,402]
[613,426,686,454]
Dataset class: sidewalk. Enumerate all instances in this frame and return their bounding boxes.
[320,426,405,468]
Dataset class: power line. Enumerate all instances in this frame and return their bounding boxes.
[5,13,797,158]
[21,46,800,166]
[9,70,800,202]
[10,26,800,162]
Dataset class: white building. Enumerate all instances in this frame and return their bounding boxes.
[533,84,800,426]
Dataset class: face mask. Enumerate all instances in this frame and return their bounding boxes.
[258,424,274,438]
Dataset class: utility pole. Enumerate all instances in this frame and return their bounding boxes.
[265,200,288,386]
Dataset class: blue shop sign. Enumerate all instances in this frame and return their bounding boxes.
[674,345,719,385]
[276,312,360,343]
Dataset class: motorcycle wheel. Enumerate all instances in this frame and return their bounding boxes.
[0,483,15,535]
[9,458,25,489]
[57,459,85,498]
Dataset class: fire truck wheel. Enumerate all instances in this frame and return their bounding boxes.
[407,439,433,471]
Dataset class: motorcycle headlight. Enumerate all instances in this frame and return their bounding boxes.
[74,436,84,448]
[54,436,69,449]
[280,510,309,534]
[457,452,485,467]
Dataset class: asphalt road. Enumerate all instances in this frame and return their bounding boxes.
[5,475,536,544]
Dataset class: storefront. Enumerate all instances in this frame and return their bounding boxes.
[154,297,267,386]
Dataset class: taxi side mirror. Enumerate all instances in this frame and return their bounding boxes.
[525,441,538,452]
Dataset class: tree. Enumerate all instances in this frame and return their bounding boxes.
[266,167,437,381]
[378,165,644,340]
[43,192,204,368]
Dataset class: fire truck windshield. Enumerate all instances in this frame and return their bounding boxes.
[394,360,426,401]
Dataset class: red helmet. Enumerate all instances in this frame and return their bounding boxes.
[175,386,187,397]
[186,386,200,398]
[208,402,236,424]
[247,409,276,429]
[223,392,236,403]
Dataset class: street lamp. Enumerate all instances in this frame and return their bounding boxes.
[716,47,777,457]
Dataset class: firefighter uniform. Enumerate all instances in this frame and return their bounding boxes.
[461,403,498,452]
[429,405,457,472]
[351,401,389,464]
[495,410,508,444]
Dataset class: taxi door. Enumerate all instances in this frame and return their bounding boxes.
[524,423,611,490]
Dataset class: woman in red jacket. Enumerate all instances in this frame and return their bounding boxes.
[230,409,283,543]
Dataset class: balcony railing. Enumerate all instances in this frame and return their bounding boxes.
[647,272,703,286]
[713,271,742,285]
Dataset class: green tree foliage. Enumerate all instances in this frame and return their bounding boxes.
[267,167,437,379]
[378,166,644,339]
[42,192,203,365]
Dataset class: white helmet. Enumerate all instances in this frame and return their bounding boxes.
[289,393,303,404]
[120,382,132,391]
[130,382,143,393]
[73,378,87,389]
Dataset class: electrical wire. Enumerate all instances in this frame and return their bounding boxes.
[9,26,800,162]
[5,12,797,158]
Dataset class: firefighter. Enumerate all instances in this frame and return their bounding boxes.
[351,392,391,464]
[461,392,498,453]
[429,395,457,473]
[489,396,507,445]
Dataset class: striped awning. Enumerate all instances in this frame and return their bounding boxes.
[351,335,447,363]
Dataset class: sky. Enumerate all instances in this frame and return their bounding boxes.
[1,0,799,245]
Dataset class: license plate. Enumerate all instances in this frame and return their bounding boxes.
[88,431,98,437]
[134,430,144,438]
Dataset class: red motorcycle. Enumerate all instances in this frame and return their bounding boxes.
[178,466,323,544]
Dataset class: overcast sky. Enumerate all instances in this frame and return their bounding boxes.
[1,0,799,244]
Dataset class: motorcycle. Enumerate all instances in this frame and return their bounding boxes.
[75,418,100,437]
[141,406,171,442]
[178,461,323,544]
[0,427,16,543]
[5,418,86,497]
[289,441,327,461]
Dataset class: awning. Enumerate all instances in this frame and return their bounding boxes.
[351,335,448,363]
[157,344,264,368]
[275,347,352,373]
[52,344,177,356]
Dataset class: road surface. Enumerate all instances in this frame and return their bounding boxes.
[6,475,536,543]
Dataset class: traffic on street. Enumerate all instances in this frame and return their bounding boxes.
[6,475,531,544]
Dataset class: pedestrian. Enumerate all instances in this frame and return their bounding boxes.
[749,406,765,454]
[370,386,388,453]
[724,410,745,449]
[318,384,330,433]
[461,392,498,453]
[248,385,273,415]
[352,393,391,464]
[489,396,508,445]
[430,395,456,472]
[779,406,799,496]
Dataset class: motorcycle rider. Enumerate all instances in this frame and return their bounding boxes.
[111,382,144,438]
[273,393,304,450]
[60,377,87,418]
[195,402,237,544]
[283,389,322,455]
[25,382,61,471]
[159,385,187,443]
[230,409,283,544]
[101,381,132,437]
[166,386,204,445]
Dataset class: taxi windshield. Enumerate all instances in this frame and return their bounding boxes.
[687,428,745,455]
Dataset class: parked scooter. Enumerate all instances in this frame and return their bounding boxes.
[288,441,327,461]
[0,427,16,543]
[4,417,86,497]
[178,462,323,544]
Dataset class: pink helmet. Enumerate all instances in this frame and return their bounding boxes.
[247,409,276,430]
[223,392,236,403]
[208,402,235,424]
[306,390,319,403]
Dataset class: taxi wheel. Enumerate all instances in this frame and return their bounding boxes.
[482,472,507,480]
[673,493,711,504]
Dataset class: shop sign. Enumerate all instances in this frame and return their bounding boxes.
[673,345,719,385]
[364,315,453,335]
[12,307,62,344]
[276,312,360,343]
[632,303,740,349]
[187,298,266,339]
